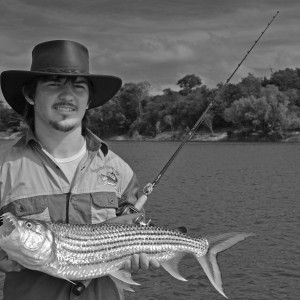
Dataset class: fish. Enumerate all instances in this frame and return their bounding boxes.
[0,212,254,298]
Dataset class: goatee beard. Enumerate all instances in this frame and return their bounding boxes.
[49,120,76,132]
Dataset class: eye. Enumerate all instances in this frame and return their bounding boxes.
[49,82,60,86]
[25,222,33,229]
[45,80,62,87]
[74,83,88,90]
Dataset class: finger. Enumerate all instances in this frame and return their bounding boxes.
[0,259,23,273]
[139,253,149,271]
[11,261,23,272]
[122,260,131,270]
[149,259,160,270]
[131,254,140,271]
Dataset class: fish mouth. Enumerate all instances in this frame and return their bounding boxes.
[0,213,18,239]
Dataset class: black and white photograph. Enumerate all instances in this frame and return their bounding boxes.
[0,1,299,299]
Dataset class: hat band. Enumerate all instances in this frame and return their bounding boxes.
[34,67,89,74]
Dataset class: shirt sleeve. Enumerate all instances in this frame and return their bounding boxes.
[118,171,147,215]
[119,172,139,206]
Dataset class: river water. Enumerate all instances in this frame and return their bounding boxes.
[0,140,299,299]
[108,141,300,300]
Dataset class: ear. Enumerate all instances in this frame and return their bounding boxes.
[22,87,34,105]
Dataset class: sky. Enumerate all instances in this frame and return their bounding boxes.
[0,0,300,102]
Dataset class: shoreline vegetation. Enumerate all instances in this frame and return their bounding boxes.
[1,70,300,143]
[108,130,300,142]
[1,130,300,143]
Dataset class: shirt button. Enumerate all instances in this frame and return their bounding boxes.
[109,198,115,204]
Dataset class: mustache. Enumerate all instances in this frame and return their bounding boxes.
[52,102,78,110]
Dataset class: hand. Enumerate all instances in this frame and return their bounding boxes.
[105,214,160,272]
[0,250,23,273]
[122,253,160,272]
[105,213,144,225]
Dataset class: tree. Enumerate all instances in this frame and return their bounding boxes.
[224,96,268,131]
[238,73,262,98]
[224,85,292,133]
[265,68,300,91]
[220,83,243,108]
[117,81,151,135]
[177,74,202,95]
[0,106,22,132]
[88,99,127,138]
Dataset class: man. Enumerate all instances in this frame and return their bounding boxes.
[0,40,159,300]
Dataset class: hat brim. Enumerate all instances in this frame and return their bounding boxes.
[1,70,122,115]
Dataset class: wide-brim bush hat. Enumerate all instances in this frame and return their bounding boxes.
[0,40,122,115]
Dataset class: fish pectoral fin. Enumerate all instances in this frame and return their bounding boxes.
[161,252,187,281]
[59,276,76,285]
[109,269,140,286]
[109,275,136,293]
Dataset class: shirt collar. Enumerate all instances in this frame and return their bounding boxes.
[13,128,38,148]
[84,128,108,155]
[13,127,109,156]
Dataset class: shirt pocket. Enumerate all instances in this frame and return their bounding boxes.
[0,196,51,221]
[90,192,118,223]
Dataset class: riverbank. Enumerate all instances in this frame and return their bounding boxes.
[1,130,300,142]
[109,130,300,142]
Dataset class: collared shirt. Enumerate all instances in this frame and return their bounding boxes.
[0,128,139,300]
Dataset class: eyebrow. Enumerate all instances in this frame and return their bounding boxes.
[74,79,89,84]
[44,76,89,84]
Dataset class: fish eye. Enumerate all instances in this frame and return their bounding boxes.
[25,222,33,229]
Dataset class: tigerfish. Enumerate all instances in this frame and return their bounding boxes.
[0,212,253,298]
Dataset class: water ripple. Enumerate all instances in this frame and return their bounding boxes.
[110,141,300,300]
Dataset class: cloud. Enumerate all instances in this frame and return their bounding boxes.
[1,0,300,101]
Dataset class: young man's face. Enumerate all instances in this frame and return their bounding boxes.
[33,76,90,133]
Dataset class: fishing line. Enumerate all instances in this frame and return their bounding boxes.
[131,11,280,212]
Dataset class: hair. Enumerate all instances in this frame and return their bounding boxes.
[22,75,92,134]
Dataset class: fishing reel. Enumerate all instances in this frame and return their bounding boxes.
[116,203,141,216]
[116,203,152,226]
[117,183,154,226]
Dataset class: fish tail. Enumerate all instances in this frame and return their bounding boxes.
[196,232,254,298]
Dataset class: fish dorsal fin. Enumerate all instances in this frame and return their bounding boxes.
[174,226,187,234]
[109,270,140,286]
[161,252,187,281]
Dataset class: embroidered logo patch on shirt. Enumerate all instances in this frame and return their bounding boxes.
[100,171,118,186]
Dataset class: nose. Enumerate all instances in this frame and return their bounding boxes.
[58,83,75,101]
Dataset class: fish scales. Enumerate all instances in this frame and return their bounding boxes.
[0,212,254,298]
[54,223,201,248]
[44,223,207,280]
[53,223,207,267]
[49,223,204,280]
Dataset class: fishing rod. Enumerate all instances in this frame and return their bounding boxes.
[117,11,279,216]
[74,10,279,297]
